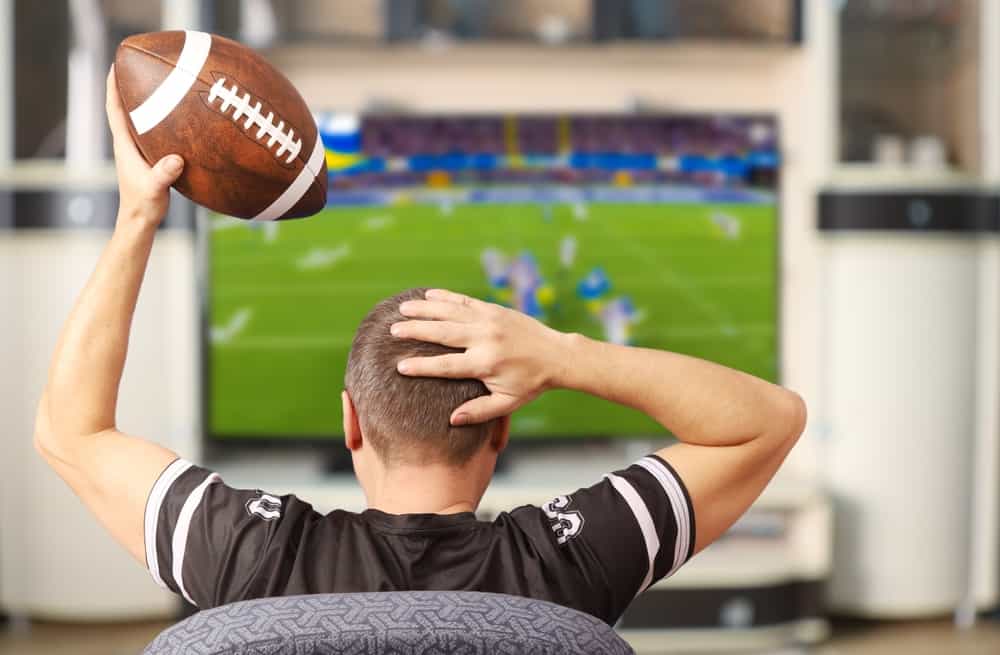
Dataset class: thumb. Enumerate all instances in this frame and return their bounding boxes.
[451,394,517,426]
[149,154,184,190]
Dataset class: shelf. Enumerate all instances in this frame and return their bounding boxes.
[265,40,798,73]
[0,160,117,189]
[826,165,981,191]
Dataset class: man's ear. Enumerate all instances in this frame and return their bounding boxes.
[342,390,363,451]
[490,415,511,453]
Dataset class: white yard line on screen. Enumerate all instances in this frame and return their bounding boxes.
[214,281,425,297]
[213,249,470,265]
[615,273,772,289]
[214,324,773,352]
[295,244,351,271]
[362,214,396,231]
[592,218,734,327]
[357,251,470,260]
[210,308,253,344]
[216,335,355,349]
[511,415,548,431]
[591,214,771,362]
[644,323,775,339]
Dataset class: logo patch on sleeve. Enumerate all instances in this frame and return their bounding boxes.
[245,492,283,521]
[542,495,584,544]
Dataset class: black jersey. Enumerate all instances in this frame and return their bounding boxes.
[143,454,695,625]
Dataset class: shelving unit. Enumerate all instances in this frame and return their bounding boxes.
[815,0,999,624]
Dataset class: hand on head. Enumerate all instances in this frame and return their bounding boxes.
[391,289,569,426]
[106,66,184,226]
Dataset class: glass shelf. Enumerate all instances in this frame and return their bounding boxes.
[838,0,979,174]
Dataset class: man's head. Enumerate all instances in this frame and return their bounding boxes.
[344,288,508,472]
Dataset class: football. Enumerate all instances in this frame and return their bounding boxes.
[114,30,327,220]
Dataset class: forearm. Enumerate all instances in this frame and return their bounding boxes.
[33,72,189,564]
[38,218,157,448]
[555,333,803,447]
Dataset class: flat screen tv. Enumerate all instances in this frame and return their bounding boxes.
[205,112,779,441]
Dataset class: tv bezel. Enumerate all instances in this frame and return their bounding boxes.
[198,110,783,453]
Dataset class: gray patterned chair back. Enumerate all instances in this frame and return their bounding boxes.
[143,591,635,654]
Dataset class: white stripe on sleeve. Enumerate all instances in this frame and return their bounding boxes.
[605,473,660,596]
[144,458,193,590]
[171,473,222,606]
[636,457,692,576]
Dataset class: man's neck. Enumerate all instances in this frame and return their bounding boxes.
[364,461,485,515]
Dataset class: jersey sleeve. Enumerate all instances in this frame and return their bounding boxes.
[143,459,321,609]
[530,454,696,622]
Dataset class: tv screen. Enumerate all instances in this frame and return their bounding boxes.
[206,113,779,440]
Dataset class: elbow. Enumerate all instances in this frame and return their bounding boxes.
[32,398,62,464]
[778,390,807,445]
[34,419,73,469]
[33,413,54,461]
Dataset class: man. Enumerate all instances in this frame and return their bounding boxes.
[34,71,806,626]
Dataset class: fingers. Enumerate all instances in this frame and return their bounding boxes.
[149,155,185,190]
[424,288,490,310]
[451,394,518,426]
[106,66,148,169]
[105,67,130,136]
[390,320,471,348]
[396,353,476,379]
[399,299,475,322]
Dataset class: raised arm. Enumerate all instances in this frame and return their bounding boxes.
[548,333,805,553]
[33,68,185,564]
[393,289,806,554]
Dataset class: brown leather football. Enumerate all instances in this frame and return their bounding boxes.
[114,30,327,220]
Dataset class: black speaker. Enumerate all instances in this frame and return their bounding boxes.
[818,189,998,233]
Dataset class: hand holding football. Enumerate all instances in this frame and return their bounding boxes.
[114,30,327,220]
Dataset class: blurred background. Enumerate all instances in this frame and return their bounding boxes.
[2,0,1000,653]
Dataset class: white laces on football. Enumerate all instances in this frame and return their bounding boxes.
[207,77,303,164]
